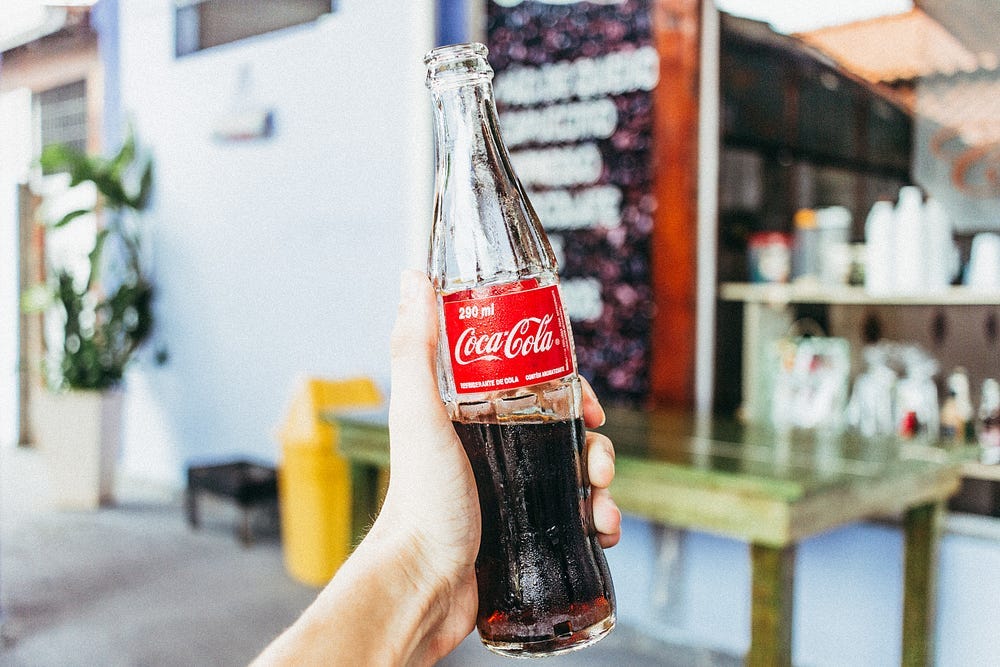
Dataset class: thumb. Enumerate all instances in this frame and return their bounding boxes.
[388,270,451,436]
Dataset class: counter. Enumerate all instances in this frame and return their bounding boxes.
[324,408,961,666]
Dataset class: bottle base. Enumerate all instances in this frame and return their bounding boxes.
[480,614,615,659]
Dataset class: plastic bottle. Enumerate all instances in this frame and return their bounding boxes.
[978,378,1000,463]
[864,200,895,295]
[846,344,897,437]
[817,205,851,286]
[940,367,973,442]
[924,197,957,292]
[424,42,615,657]
[893,186,926,294]
[895,346,939,439]
[792,208,820,282]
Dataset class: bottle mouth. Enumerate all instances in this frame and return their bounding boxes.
[425,42,494,90]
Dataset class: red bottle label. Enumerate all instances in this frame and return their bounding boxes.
[442,280,575,395]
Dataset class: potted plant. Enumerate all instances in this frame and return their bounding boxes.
[24,129,154,509]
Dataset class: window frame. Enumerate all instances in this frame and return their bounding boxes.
[174,0,337,58]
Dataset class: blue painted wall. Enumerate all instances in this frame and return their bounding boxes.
[91,0,122,152]
[606,516,1000,665]
[437,0,468,46]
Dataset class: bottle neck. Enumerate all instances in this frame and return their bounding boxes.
[430,81,507,181]
[424,41,505,185]
[424,42,492,90]
[425,44,555,290]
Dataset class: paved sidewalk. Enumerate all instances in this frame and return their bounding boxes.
[0,445,736,666]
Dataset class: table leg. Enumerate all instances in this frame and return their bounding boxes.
[902,502,942,667]
[185,487,199,528]
[238,508,253,547]
[350,462,381,548]
[748,543,796,667]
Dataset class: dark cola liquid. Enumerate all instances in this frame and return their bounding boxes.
[453,417,615,653]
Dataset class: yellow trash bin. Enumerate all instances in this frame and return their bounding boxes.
[276,376,381,586]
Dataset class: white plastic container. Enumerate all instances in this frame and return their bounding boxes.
[817,206,851,286]
[893,186,926,294]
[864,200,895,295]
[966,233,1000,291]
[924,197,957,292]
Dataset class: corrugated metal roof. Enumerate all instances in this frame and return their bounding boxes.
[796,8,1000,148]
[918,0,1000,57]
[796,9,996,84]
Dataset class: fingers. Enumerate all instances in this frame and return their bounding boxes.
[587,431,620,547]
[580,376,606,429]
[593,488,621,548]
[586,432,615,489]
[388,271,452,437]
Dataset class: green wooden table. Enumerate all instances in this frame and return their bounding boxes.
[325,408,962,667]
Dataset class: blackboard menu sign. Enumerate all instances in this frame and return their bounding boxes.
[487,0,657,404]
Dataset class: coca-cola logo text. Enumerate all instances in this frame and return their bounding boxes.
[442,282,575,394]
[454,314,557,365]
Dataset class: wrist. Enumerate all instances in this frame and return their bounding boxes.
[254,526,452,667]
[344,514,456,663]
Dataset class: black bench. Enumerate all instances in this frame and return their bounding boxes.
[186,460,278,546]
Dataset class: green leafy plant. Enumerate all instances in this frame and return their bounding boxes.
[25,130,154,390]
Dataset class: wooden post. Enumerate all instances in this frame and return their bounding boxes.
[749,542,795,667]
[17,183,42,446]
[650,0,702,407]
[902,502,942,667]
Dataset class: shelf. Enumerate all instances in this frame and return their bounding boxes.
[902,444,1000,483]
[720,282,1000,307]
[963,461,1000,483]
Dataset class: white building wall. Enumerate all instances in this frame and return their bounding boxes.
[117,0,435,486]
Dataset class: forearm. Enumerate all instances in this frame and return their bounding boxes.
[252,527,448,667]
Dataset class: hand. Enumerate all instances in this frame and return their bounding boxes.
[253,270,620,666]
[581,375,622,549]
[380,270,621,662]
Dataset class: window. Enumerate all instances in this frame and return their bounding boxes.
[37,80,88,170]
[175,0,335,57]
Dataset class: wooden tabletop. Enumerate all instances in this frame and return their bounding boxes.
[324,406,962,665]
[325,407,963,548]
[595,408,962,547]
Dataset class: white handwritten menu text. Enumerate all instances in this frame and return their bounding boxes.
[488,0,657,404]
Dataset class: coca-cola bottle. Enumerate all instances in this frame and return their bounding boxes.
[424,42,615,657]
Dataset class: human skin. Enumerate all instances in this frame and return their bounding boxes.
[253,270,621,666]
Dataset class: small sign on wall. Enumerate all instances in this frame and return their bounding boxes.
[211,64,275,143]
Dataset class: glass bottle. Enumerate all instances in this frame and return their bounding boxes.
[978,378,1000,463]
[424,42,615,657]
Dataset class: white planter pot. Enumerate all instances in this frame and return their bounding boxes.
[30,388,124,510]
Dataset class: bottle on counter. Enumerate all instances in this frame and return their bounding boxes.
[895,346,939,439]
[893,186,927,294]
[792,208,819,282]
[424,42,615,657]
[940,367,973,442]
[924,197,958,292]
[846,344,897,437]
[978,378,1000,464]
[748,231,792,284]
[817,205,852,286]
[864,200,895,295]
